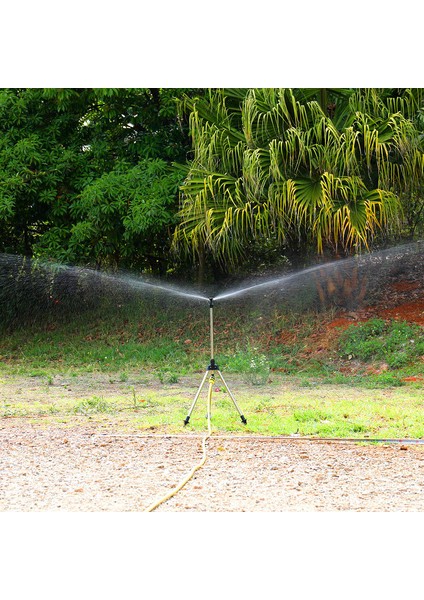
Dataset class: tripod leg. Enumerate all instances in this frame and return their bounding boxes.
[184,370,209,425]
[216,370,247,424]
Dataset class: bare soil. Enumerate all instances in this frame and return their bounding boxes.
[1,422,424,512]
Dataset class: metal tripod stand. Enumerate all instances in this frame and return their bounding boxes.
[183,298,247,426]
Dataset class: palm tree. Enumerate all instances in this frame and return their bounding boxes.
[173,88,424,273]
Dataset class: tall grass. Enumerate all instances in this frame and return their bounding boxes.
[0,296,422,386]
[0,297,316,372]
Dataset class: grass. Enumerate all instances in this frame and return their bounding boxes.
[338,319,424,368]
[0,298,422,438]
[1,375,423,439]
[73,396,116,415]
[0,296,302,358]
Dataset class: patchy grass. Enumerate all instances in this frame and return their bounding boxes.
[209,383,424,439]
[338,319,424,368]
[0,296,422,439]
[0,372,423,439]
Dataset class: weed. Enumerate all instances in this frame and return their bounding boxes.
[226,347,270,385]
[351,423,367,433]
[167,373,180,384]
[29,370,48,377]
[367,373,405,387]
[1,402,19,417]
[253,397,275,414]
[157,370,179,384]
[293,409,331,423]
[73,396,115,415]
[131,387,138,410]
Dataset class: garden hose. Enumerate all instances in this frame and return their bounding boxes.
[144,374,214,512]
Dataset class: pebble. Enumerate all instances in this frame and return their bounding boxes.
[1,426,424,511]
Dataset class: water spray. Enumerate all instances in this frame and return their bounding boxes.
[183,298,247,426]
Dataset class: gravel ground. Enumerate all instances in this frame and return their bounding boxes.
[1,424,424,512]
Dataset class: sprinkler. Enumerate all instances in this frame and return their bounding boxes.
[184,298,247,426]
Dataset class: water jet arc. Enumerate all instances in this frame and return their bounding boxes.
[213,260,343,302]
[183,297,247,426]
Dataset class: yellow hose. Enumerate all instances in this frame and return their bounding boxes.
[144,374,214,512]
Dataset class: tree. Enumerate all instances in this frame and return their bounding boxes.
[62,158,182,272]
[350,88,424,240]
[0,88,86,256]
[37,88,200,272]
[0,88,200,272]
[173,88,424,275]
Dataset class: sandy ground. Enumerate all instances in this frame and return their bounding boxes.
[1,423,424,512]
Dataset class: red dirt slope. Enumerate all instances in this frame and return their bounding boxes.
[300,278,424,364]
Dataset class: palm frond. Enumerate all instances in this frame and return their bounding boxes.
[173,87,423,269]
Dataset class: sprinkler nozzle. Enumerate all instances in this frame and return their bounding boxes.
[209,298,214,308]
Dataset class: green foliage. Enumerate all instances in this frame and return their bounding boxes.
[1,87,423,279]
[64,159,183,270]
[174,88,424,273]
[338,319,424,368]
[0,87,200,272]
[0,88,84,256]
[225,347,270,385]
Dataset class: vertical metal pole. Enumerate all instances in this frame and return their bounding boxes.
[209,298,214,365]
